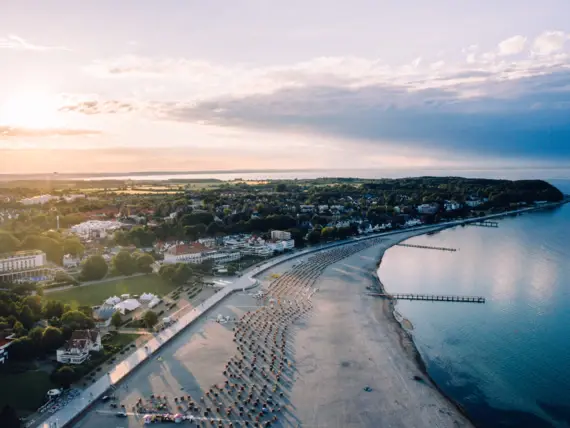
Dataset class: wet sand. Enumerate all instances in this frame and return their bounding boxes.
[75,230,472,428]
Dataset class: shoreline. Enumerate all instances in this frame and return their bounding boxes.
[371,231,476,426]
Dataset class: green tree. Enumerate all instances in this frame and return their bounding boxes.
[0,231,20,253]
[52,366,77,389]
[8,336,34,360]
[307,230,321,245]
[321,227,337,241]
[13,321,27,337]
[23,295,43,315]
[41,326,64,351]
[134,253,154,273]
[18,305,35,329]
[172,263,193,285]
[20,235,64,264]
[63,237,85,257]
[43,300,65,319]
[0,404,21,428]
[111,311,122,329]
[80,255,108,281]
[61,310,94,330]
[28,326,45,345]
[143,310,158,328]
[112,250,136,276]
[158,264,177,282]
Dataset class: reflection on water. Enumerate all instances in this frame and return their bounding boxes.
[379,203,570,428]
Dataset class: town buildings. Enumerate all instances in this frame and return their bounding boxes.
[70,220,123,239]
[270,230,292,241]
[0,250,54,283]
[417,203,440,215]
[56,330,102,365]
[19,194,58,205]
[163,243,241,265]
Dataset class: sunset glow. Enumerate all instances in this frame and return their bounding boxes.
[0,93,62,129]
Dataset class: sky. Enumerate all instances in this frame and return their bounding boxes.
[1,0,570,174]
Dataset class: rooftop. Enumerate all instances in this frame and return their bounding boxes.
[167,243,208,255]
[0,250,44,260]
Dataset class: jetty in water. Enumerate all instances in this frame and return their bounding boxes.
[368,292,486,303]
[395,243,457,252]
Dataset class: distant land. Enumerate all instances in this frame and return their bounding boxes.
[2,166,570,181]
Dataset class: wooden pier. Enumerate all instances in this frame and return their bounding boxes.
[395,243,457,252]
[368,292,485,303]
[466,220,499,228]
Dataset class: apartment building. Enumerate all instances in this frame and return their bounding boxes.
[0,250,53,283]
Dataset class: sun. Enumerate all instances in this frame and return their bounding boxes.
[0,93,62,128]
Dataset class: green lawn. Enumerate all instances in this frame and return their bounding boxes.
[0,370,57,414]
[48,274,177,307]
[102,333,139,348]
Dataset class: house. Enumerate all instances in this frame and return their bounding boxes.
[63,254,80,268]
[270,230,291,241]
[0,335,15,364]
[417,203,439,215]
[444,201,462,211]
[56,330,102,365]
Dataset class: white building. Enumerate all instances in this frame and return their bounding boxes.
[19,194,57,205]
[63,254,80,268]
[444,201,462,211]
[70,220,123,239]
[163,243,240,265]
[405,219,422,227]
[267,240,295,252]
[62,194,86,202]
[299,205,314,213]
[198,238,217,248]
[417,203,439,214]
[0,336,15,364]
[56,330,102,365]
[271,230,292,241]
[0,250,53,283]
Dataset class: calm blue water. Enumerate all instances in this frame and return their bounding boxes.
[379,183,570,428]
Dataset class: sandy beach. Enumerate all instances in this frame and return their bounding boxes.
[75,229,473,428]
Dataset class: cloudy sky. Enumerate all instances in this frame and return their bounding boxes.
[1,0,570,174]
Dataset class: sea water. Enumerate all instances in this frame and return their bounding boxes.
[379,183,570,428]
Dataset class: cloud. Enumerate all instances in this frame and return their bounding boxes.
[71,32,570,165]
[498,35,527,56]
[58,97,137,115]
[0,126,100,138]
[0,34,71,52]
[155,64,570,163]
[532,31,568,55]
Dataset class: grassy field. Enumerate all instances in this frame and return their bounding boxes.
[48,274,177,306]
[0,370,57,414]
[103,332,140,347]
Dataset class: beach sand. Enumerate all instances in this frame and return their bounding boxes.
[75,229,472,428]
[287,231,473,428]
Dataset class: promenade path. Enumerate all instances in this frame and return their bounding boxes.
[38,203,559,428]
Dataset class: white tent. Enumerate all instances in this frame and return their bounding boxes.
[105,296,121,305]
[140,292,156,302]
[148,297,161,308]
[120,293,130,300]
[114,298,141,314]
